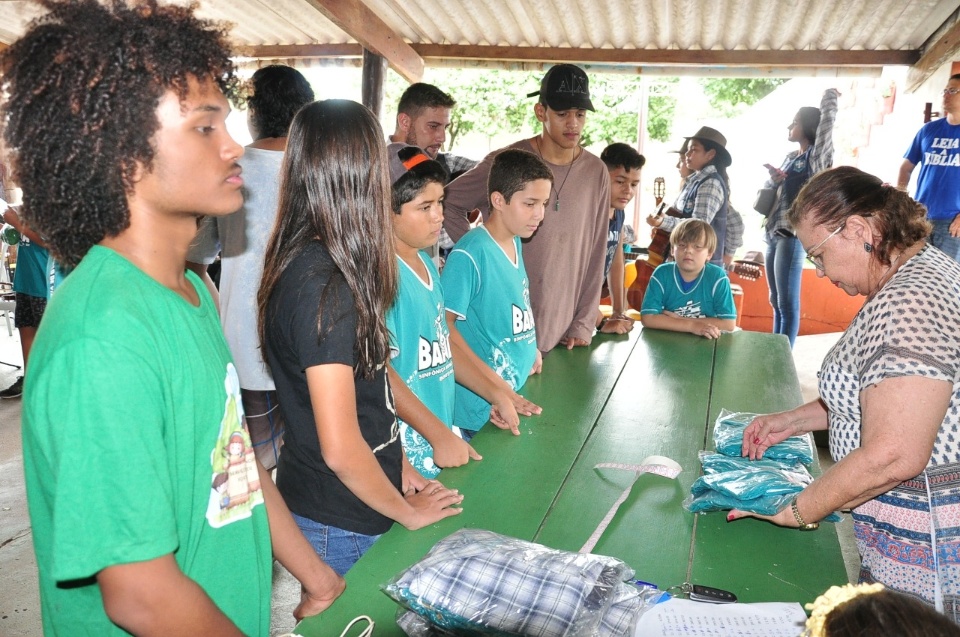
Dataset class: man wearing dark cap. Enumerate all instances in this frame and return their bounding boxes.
[443,64,611,354]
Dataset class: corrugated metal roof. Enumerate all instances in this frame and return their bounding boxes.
[1,0,958,70]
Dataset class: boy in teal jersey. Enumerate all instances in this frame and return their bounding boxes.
[386,144,540,471]
[640,219,737,339]
[441,149,552,435]
[3,2,343,634]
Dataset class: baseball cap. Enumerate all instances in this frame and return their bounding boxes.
[387,142,431,185]
[526,64,595,112]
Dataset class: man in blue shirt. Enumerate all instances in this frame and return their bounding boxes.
[898,73,960,263]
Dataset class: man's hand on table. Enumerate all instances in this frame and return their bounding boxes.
[432,429,482,467]
[599,315,634,334]
[560,336,590,350]
[294,566,346,621]
[530,350,543,375]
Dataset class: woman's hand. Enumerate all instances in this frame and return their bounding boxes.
[402,479,464,530]
[741,412,804,460]
[400,455,428,494]
[726,503,798,528]
[645,213,663,228]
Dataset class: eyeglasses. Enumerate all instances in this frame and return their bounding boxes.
[805,225,844,270]
[944,88,960,96]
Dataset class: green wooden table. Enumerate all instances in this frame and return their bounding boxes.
[298,329,847,636]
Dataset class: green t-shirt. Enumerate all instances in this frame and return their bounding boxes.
[23,246,272,635]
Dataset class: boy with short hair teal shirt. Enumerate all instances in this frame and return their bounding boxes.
[386,143,464,477]
[386,143,542,467]
[640,219,737,340]
[442,149,553,434]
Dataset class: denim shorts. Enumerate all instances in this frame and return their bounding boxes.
[290,512,381,576]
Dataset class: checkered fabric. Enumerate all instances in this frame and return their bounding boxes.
[385,528,646,636]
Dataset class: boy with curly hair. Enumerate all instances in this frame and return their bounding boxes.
[2,1,343,634]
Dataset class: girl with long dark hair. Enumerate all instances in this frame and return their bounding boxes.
[763,89,838,347]
[258,100,463,575]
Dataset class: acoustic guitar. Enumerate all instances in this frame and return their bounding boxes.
[626,177,681,310]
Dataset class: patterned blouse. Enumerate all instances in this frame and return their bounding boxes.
[819,244,960,618]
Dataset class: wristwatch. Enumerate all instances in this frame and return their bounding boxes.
[791,497,820,531]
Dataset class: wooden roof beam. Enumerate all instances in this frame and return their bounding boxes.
[234,43,918,70]
[906,17,960,92]
[233,43,363,59]
[410,45,919,67]
[301,0,422,82]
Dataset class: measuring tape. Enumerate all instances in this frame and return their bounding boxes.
[579,455,682,554]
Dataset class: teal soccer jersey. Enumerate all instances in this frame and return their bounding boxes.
[640,262,737,320]
[387,252,457,478]
[441,228,538,432]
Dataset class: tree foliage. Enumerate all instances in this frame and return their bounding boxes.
[699,78,787,116]
[385,68,678,148]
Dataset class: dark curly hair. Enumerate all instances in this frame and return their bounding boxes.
[247,65,315,139]
[1,0,239,268]
[790,166,931,267]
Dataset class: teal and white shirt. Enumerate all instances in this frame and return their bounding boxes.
[640,262,737,320]
[387,252,457,478]
[441,227,538,432]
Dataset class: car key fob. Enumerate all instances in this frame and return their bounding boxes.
[688,584,737,604]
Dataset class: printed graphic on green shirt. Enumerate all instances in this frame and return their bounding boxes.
[207,363,265,528]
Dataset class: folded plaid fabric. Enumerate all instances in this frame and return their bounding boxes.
[384,528,649,636]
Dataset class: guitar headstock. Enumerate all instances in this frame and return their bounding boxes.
[653,177,665,206]
[732,261,763,281]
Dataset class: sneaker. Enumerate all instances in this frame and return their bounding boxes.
[0,376,23,399]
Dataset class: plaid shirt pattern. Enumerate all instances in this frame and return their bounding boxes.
[661,164,726,233]
[438,153,479,250]
[386,528,643,636]
[724,204,744,257]
[765,89,838,237]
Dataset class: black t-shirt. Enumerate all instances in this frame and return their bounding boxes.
[265,240,402,535]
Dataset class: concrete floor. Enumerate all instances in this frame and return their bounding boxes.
[0,326,853,636]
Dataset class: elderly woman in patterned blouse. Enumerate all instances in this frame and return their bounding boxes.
[729,166,960,620]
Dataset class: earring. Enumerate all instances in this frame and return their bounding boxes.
[864,243,874,252]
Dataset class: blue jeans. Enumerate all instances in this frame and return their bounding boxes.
[291,512,381,576]
[765,233,805,348]
[930,218,960,263]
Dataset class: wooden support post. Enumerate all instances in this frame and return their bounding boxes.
[362,48,386,118]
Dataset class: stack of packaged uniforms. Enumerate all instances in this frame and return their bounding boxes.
[683,410,840,522]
